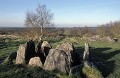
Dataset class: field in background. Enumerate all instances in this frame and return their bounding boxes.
[0,36,120,78]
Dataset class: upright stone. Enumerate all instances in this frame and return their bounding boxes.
[37,39,43,53]
[16,44,26,64]
[83,43,91,62]
[83,43,94,68]
[25,40,36,64]
[41,41,52,56]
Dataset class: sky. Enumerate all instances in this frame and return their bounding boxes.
[0,0,120,27]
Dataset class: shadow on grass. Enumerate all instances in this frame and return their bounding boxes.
[91,47,120,77]
[75,46,120,77]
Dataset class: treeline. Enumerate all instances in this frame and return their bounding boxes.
[96,20,120,38]
[0,20,120,38]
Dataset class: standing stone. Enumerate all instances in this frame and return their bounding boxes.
[29,57,43,67]
[16,44,26,64]
[37,40,43,53]
[41,41,52,56]
[44,49,70,73]
[83,43,96,68]
[25,40,36,64]
[83,43,91,62]
[36,40,46,64]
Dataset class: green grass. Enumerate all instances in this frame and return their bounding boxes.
[0,37,120,78]
[0,64,56,78]
[82,65,103,78]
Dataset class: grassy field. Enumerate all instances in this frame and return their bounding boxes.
[0,37,120,78]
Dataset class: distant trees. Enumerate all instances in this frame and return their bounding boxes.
[96,20,120,38]
[110,21,120,37]
[96,25,112,37]
[25,4,54,40]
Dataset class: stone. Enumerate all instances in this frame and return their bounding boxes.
[69,65,82,77]
[56,42,79,66]
[29,57,43,67]
[113,38,118,42]
[16,44,26,64]
[83,43,98,69]
[25,40,36,64]
[36,40,46,64]
[83,43,91,62]
[44,49,70,73]
[41,41,52,56]
[37,52,46,64]
[106,36,116,43]
[8,52,17,64]
[37,40,43,53]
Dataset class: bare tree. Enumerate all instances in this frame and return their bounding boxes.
[25,4,54,40]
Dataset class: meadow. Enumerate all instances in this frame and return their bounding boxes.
[0,37,120,78]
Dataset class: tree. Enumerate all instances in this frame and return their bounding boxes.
[25,4,54,40]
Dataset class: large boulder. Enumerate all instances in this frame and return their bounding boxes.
[44,49,71,73]
[29,57,43,67]
[105,36,116,43]
[41,41,52,56]
[16,44,26,64]
[25,40,36,64]
[56,42,79,66]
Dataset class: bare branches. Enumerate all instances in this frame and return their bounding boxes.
[25,4,54,39]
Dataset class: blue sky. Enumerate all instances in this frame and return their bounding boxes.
[0,0,120,27]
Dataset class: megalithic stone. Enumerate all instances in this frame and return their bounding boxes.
[83,43,90,62]
[16,44,26,64]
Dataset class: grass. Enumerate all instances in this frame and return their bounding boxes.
[82,65,103,78]
[0,37,120,78]
[0,64,56,78]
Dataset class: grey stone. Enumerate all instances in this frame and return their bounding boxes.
[56,42,79,66]
[29,57,43,67]
[36,40,46,64]
[44,49,70,73]
[83,43,91,62]
[41,41,52,56]
[16,44,26,64]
